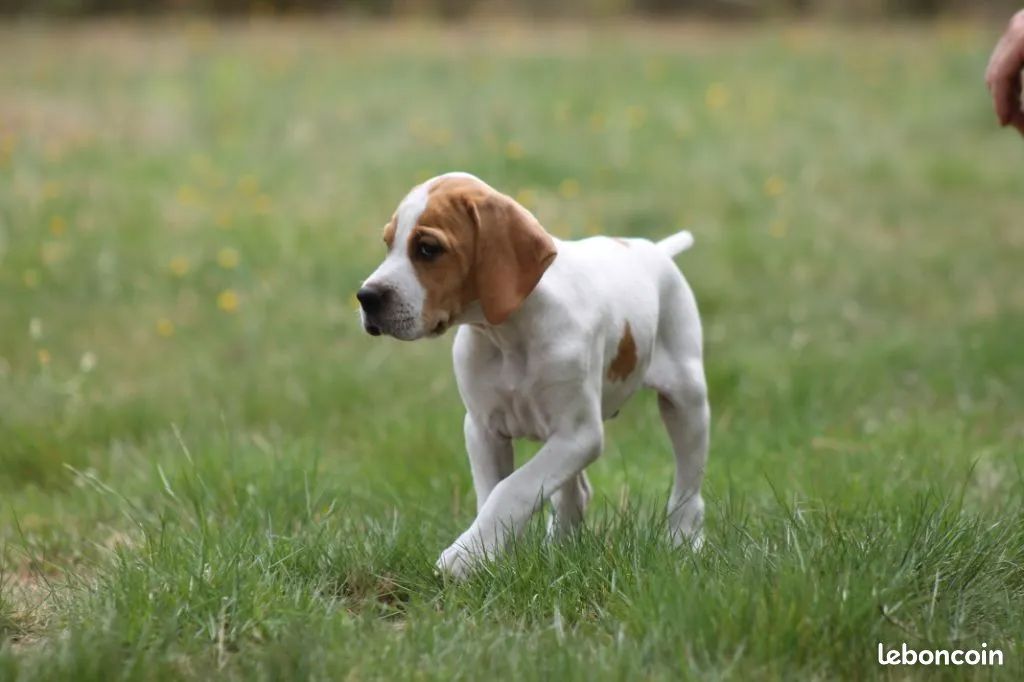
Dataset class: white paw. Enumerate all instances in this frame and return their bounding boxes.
[435,541,482,580]
[669,528,704,551]
[667,493,704,550]
[546,514,583,542]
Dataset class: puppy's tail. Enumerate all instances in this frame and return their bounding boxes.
[657,230,695,258]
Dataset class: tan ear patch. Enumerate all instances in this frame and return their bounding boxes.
[470,193,556,325]
[382,217,397,250]
[608,321,637,382]
[412,176,556,329]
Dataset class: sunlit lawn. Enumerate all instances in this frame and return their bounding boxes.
[1,19,1022,680]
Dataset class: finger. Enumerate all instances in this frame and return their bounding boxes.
[1011,110,1024,136]
[1011,75,1024,129]
[1009,78,1024,133]
[993,60,1024,125]
[986,32,1024,124]
[987,41,1013,122]
[986,38,1011,88]
[990,71,1014,124]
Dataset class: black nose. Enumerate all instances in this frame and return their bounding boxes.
[357,286,386,314]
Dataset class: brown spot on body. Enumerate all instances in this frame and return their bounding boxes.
[608,321,637,382]
[612,237,631,248]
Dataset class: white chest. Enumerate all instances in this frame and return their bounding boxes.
[468,352,554,441]
[456,335,650,443]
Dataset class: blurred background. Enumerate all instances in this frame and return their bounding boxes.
[0,0,1021,18]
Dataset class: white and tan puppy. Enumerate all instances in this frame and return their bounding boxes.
[358,172,709,579]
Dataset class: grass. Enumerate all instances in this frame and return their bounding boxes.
[0,18,1022,680]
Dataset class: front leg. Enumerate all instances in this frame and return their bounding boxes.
[437,420,603,579]
[464,414,513,513]
[547,471,592,540]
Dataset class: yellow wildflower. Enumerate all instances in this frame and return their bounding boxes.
[0,132,15,163]
[254,194,273,215]
[217,289,239,313]
[407,117,427,135]
[237,175,259,195]
[176,185,200,206]
[705,83,730,111]
[42,181,61,200]
[626,105,648,129]
[763,175,787,198]
[156,318,175,337]
[515,188,536,209]
[168,257,190,277]
[50,215,67,236]
[216,248,240,270]
[559,179,581,199]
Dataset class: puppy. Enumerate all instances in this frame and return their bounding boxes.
[358,172,709,578]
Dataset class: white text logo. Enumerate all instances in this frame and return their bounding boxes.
[877,642,1003,667]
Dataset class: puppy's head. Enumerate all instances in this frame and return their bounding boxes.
[358,173,556,340]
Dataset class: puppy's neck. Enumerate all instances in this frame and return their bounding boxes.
[456,281,553,350]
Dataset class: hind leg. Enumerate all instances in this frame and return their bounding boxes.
[547,471,592,540]
[646,275,709,548]
[656,374,709,548]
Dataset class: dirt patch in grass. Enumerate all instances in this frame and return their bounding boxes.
[1,560,64,651]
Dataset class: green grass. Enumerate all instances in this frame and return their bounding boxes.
[1,19,1023,680]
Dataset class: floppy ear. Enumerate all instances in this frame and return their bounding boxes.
[464,191,557,325]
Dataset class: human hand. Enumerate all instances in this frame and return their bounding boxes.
[986,10,1024,135]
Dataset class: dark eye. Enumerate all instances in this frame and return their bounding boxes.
[417,241,443,260]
